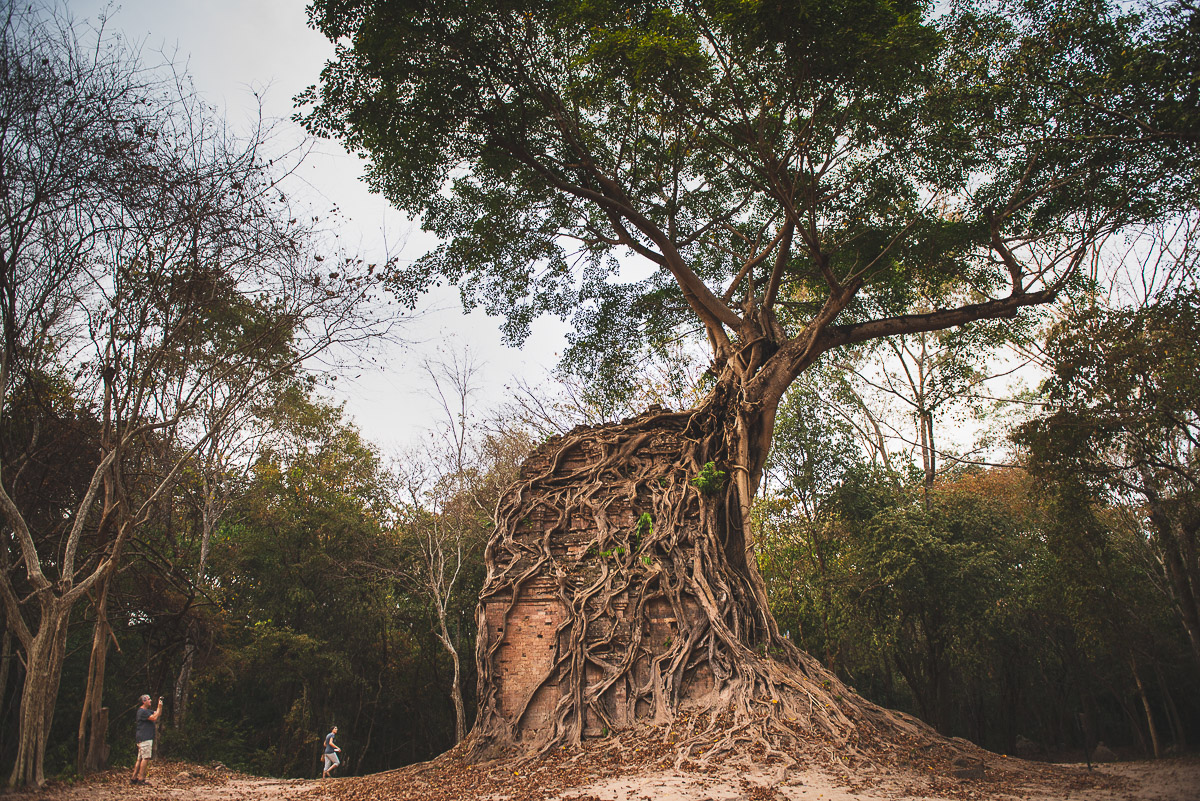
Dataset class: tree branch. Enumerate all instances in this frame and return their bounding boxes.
[827,289,1058,350]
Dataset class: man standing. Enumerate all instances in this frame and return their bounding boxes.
[131,694,163,785]
[322,725,341,778]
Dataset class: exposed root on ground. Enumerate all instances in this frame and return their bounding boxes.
[311,721,1138,801]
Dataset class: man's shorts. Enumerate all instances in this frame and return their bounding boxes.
[137,740,153,760]
[323,752,340,770]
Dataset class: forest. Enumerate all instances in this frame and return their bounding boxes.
[1,0,1198,792]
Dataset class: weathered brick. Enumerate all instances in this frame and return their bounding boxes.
[481,409,708,741]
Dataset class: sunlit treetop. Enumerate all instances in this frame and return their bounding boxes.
[300,0,1197,403]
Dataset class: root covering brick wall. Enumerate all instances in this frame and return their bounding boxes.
[480,410,710,743]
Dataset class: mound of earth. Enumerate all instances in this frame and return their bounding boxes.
[316,724,1194,801]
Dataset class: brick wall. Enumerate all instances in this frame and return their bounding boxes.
[481,410,709,741]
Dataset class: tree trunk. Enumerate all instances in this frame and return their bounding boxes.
[356,673,384,773]
[1130,656,1161,759]
[467,376,929,761]
[1109,676,1150,756]
[77,581,116,774]
[436,617,467,743]
[813,530,835,671]
[1154,661,1185,751]
[1137,464,1200,670]
[0,626,12,725]
[8,596,70,789]
[174,486,220,731]
[74,504,127,774]
[892,647,937,730]
[174,641,196,729]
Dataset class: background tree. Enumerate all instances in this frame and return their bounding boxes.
[164,374,337,740]
[756,373,864,670]
[0,6,383,785]
[1018,285,1200,670]
[757,433,1196,757]
[755,211,1200,754]
[180,392,528,775]
[393,349,504,743]
[829,313,1035,497]
[203,399,405,775]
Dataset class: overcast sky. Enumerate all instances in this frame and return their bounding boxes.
[67,0,568,452]
[61,0,1039,472]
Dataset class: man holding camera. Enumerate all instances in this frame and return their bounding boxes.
[131,694,163,785]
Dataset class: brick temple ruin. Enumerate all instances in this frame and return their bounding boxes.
[475,408,716,745]
[468,399,900,762]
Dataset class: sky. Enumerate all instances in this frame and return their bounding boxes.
[60,0,1040,470]
[67,0,568,452]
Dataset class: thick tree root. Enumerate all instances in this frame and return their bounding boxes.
[466,388,958,766]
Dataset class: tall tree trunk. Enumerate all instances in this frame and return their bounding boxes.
[1109,676,1150,756]
[77,580,116,773]
[361,674,384,773]
[892,648,936,729]
[436,617,467,743]
[1138,464,1200,670]
[1130,656,1161,759]
[175,484,220,730]
[468,375,929,760]
[74,500,126,774]
[925,627,949,734]
[1154,661,1185,751]
[8,596,70,789]
[174,641,196,729]
[0,626,14,759]
[813,530,835,671]
[918,409,936,511]
[0,627,12,728]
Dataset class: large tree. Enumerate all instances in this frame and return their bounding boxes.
[1018,287,1200,670]
[0,5,381,786]
[302,0,1198,756]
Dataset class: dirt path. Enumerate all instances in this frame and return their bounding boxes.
[2,764,321,801]
[5,756,1198,801]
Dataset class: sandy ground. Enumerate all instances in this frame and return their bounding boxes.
[3,755,1198,801]
[566,759,1200,801]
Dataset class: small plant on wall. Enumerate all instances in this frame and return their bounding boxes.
[690,462,727,496]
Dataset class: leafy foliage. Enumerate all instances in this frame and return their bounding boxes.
[1017,288,1200,670]
[761,353,1200,752]
[759,459,1196,753]
[690,461,728,495]
[300,0,1191,397]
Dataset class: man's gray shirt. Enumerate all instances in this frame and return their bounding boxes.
[136,707,155,742]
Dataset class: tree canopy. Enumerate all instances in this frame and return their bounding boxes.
[301,0,1195,405]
